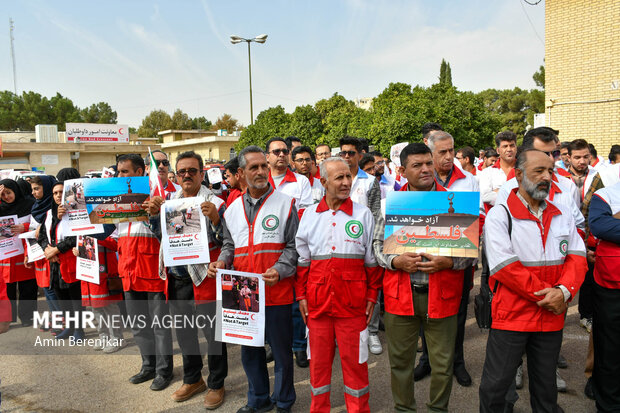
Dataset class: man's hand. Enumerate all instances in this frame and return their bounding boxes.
[201,201,220,225]
[9,224,25,236]
[147,196,164,216]
[24,255,32,268]
[44,246,59,260]
[416,253,453,273]
[392,252,422,273]
[534,287,567,315]
[57,205,67,220]
[72,247,79,257]
[365,301,375,325]
[298,299,309,325]
[262,268,280,287]
[207,260,225,278]
[587,250,596,264]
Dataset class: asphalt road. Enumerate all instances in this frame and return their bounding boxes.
[0,272,596,412]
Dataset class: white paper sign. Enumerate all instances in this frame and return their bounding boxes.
[207,167,223,184]
[216,269,265,347]
[161,197,211,266]
[0,215,24,259]
[101,167,115,178]
[41,154,59,165]
[61,179,104,236]
[19,231,45,262]
[390,142,409,168]
[76,235,100,285]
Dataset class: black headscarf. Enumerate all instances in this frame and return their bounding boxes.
[0,179,35,218]
[56,168,80,182]
[30,175,57,223]
[16,179,35,202]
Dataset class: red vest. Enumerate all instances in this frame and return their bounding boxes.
[117,221,164,292]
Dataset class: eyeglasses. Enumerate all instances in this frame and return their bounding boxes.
[154,159,170,167]
[294,158,312,164]
[176,168,199,177]
[542,150,561,158]
[339,150,357,157]
[270,149,289,156]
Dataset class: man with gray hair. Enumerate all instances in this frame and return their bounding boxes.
[295,156,381,411]
[479,149,587,413]
[208,145,299,413]
[415,130,479,387]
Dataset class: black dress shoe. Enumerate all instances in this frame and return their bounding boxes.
[557,354,568,369]
[295,350,309,368]
[276,408,291,413]
[265,344,274,363]
[584,377,595,400]
[414,362,431,381]
[454,365,472,387]
[129,369,156,384]
[150,374,173,391]
[503,403,514,413]
[236,402,275,413]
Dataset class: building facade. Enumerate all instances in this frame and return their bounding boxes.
[158,129,239,168]
[545,0,620,155]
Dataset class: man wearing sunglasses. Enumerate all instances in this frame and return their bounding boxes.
[146,150,180,200]
[266,137,313,217]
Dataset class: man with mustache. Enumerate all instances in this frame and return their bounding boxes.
[479,149,587,413]
[208,145,299,413]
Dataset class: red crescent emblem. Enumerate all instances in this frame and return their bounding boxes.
[118,127,124,134]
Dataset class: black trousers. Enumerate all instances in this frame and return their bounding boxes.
[124,289,173,377]
[418,266,472,369]
[479,329,562,413]
[6,279,37,323]
[592,283,620,412]
[167,276,228,387]
[53,281,83,329]
[578,258,595,319]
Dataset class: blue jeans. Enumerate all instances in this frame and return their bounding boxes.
[241,304,295,409]
[292,299,307,351]
[43,287,61,312]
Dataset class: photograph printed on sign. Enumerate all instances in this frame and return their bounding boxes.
[0,217,16,240]
[164,200,201,236]
[221,274,260,313]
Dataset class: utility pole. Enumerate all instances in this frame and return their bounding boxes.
[9,18,17,95]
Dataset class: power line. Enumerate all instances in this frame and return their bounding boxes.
[116,90,247,110]
[519,0,545,46]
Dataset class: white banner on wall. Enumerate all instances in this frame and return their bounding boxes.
[66,123,129,143]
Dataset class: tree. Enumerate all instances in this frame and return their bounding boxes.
[237,105,290,150]
[285,105,323,146]
[477,87,541,137]
[137,109,172,140]
[49,93,81,130]
[170,109,192,130]
[191,116,212,130]
[439,59,453,87]
[212,113,240,134]
[533,64,545,89]
[314,93,369,147]
[80,102,117,124]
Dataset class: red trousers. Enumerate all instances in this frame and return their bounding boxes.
[307,315,370,413]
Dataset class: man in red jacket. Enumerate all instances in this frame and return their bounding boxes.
[479,149,587,413]
[373,143,474,412]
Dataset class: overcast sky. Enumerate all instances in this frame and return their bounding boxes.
[2,0,545,128]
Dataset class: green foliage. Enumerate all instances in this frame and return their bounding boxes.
[80,102,117,124]
[191,116,212,130]
[533,64,545,89]
[137,109,172,140]
[212,113,240,134]
[285,105,324,144]
[238,105,290,150]
[0,90,116,131]
[477,87,543,137]
[314,93,368,147]
[170,109,192,130]
[439,59,453,87]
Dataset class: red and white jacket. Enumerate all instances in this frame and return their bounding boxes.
[590,183,620,289]
[269,169,313,216]
[479,159,515,208]
[116,221,164,293]
[225,190,296,306]
[484,188,587,332]
[307,174,325,204]
[442,165,479,193]
[0,215,34,284]
[295,197,382,319]
[497,175,585,231]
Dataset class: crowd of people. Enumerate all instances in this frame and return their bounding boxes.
[0,125,619,413]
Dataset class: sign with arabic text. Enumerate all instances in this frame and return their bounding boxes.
[83,177,150,224]
[383,191,480,258]
[66,123,129,143]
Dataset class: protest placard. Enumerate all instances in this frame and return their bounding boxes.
[383,191,480,258]
[161,197,211,266]
[75,235,100,285]
[83,177,150,224]
[216,269,265,347]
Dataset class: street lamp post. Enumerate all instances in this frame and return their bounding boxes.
[230,34,267,125]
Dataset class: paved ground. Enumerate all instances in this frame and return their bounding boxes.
[0,273,596,412]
